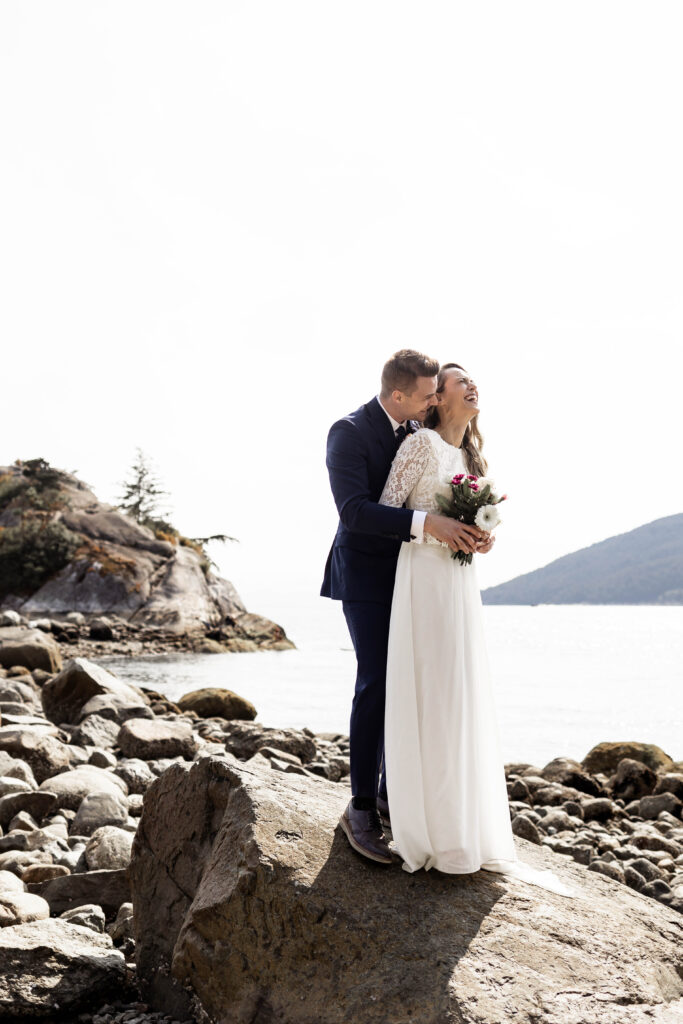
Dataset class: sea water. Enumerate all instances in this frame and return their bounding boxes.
[100,601,683,769]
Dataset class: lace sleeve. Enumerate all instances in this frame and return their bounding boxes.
[379,431,434,508]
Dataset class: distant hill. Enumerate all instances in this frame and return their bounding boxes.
[481,513,683,605]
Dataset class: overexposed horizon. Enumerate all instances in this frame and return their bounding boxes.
[2,2,682,624]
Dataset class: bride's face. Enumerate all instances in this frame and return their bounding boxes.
[437,367,479,420]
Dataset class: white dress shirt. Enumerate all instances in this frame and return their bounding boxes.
[376,396,426,543]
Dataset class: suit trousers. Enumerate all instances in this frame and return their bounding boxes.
[342,600,391,802]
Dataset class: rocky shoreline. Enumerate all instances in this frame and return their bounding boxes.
[0,625,682,1022]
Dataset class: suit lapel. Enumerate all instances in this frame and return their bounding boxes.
[366,396,398,463]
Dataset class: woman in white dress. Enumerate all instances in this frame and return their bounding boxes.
[379,363,578,898]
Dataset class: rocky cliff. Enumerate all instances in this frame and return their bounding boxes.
[0,459,291,651]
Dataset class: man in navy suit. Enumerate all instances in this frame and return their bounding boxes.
[321,349,484,863]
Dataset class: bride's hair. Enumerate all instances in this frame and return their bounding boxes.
[423,362,488,477]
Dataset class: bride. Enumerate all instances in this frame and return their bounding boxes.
[379,362,578,898]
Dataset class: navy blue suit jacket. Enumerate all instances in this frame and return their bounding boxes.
[320,397,418,605]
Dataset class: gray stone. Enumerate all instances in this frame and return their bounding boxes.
[0,870,25,893]
[0,790,58,828]
[639,792,683,820]
[0,754,37,788]
[107,901,134,943]
[0,728,70,784]
[0,918,125,1015]
[113,758,156,794]
[30,867,130,917]
[89,748,118,769]
[72,713,122,749]
[85,826,134,870]
[41,657,149,726]
[60,902,106,933]
[0,776,33,799]
[71,792,129,836]
[0,890,50,926]
[79,692,154,723]
[38,765,128,811]
[0,626,62,673]
[117,717,198,761]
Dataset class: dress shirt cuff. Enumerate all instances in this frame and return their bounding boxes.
[410,510,427,543]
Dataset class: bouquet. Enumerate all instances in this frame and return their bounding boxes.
[435,474,507,564]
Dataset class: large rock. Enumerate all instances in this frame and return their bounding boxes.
[85,826,134,870]
[71,791,129,836]
[72,713,122,749]
[0,890,50,926]
[129,756,683,1024]
[117,717,198,760]
[583,742,675,776]
[38,765,128,811]
[0,728,70,784]
[0,626,62,673]
[0,918,125,1016]
[176,687,257,721]
[30,868,130,917]
[221,720,317,762]
[79,692,154,723]
[41,657,149,725]
[0,790,58,828]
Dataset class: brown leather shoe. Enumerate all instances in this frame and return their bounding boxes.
[339,800,393,864]
[376,794,391,830]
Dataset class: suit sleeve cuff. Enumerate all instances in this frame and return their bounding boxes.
[410,510,427,543]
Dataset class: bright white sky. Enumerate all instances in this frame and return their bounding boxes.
[2,3,682,625]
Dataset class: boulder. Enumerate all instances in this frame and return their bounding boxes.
[72,713,122,749]
[0,870,25,893]
[583,742,675,776]
[221,720,317,763]
[0,891,50,927]
[129,756,683,1024]
[0,752,37,787]
[539,757,605,796]
[79,692,154,723]
[0,729,70,784]
[176,687,257,721]
[611,759,658,801]
[38,765,128,811]
[85,826,134,871]
[30,868,130,917]
[60,903,106,933]
[0,790,58,828]
[0,626,62,673]
[71,792,129,836]
[117,717,198,760]
[113,758,156,794]
[41,657,149,726]
[0,918,125,1016]
[21,863,70,883]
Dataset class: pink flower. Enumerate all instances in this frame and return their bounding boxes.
[470,483,479,491]
[452,474,465,483]
[467,474,477,480]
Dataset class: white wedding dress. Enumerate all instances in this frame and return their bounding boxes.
[380,428,579,898]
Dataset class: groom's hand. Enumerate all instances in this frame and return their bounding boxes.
[475,532,496,554]
[424,514,485,554]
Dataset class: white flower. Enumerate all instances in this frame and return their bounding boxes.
[476,476,495,491]
[474,504,502,532]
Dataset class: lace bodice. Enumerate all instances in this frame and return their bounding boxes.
[379,428,466,547]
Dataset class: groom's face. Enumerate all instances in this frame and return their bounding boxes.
[396,375,438,421]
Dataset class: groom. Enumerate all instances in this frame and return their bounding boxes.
[321,349,484,864]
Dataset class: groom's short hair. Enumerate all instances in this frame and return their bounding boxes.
[381,349,439,396]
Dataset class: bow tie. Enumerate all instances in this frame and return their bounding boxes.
[394,424,408,444]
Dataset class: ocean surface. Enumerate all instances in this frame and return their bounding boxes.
[100,600,683,769]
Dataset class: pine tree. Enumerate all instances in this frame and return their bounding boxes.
[116,448,172,526]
